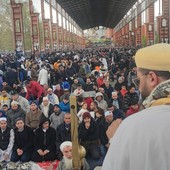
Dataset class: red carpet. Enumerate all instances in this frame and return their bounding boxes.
[37,160,60,170]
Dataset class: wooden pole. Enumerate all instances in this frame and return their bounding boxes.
[70,95,81,170]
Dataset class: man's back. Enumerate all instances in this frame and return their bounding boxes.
[102,105,170,170]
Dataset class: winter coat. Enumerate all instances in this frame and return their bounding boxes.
[109,98,124,111]
[7,106,26,129]
[54,89,64,101]
[123,92,139,112]
[25,81,44,100]
[95,117,109,146]
[65,66,76,78]
[59,101,70,113]
[126,106,139,117]
[79,118,99,142]
[56,122,71,151]
[113,109,125,120]
[95,92,108,112]
[31,68,38,81]
[34,126,56,152]
[12,95,30,113]
[49,111,64,130]
[5,69,18,87]
[13,125,34,152]
[84,83,94,92]
[103,84,114,99]
[25,109,43,129]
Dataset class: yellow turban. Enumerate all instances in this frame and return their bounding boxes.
[135,44,170,71]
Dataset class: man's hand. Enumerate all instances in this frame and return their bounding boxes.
[37,149,44,156]
[3,153,9,161]
[106,119,122,140]
[43,150,49,155]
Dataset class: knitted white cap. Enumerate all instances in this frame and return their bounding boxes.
[60,141,72,152]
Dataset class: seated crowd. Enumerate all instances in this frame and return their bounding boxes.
[0,47,140,169]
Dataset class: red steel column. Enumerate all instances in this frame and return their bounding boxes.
[43,19,51,52]
[136,3,142,46]
[161,0,169,43]
[49,0,54,51]
[10,0,24,52]
[55,1,59,50]
[145,1,154,45]
[29,0,40,54]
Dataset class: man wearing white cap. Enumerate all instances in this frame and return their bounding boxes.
[102,44,170,170]
[7,101,26,129]
[104,111,113,125]
[11,91,30,113]
[0,117,14,162]
[57,141,89,170]
[46,88,59,105]
[39,97,54,118]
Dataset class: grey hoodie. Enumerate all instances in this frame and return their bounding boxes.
[95,92,108,112]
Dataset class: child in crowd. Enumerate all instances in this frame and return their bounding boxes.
[77,102,88,123]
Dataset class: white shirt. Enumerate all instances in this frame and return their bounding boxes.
[38,68,48,85]
[102,105,170,170]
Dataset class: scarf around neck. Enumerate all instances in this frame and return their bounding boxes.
[143,79,170,108]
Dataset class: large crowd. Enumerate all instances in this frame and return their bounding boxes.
[0,47,141,169]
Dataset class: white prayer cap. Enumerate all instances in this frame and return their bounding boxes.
[11,101,19,106]
[60,141,72,152]
[112,92,117,96]
[43,97,49,101]
[104,111,113,117]
[0,117,7,122]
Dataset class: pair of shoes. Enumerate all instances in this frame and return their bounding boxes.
[6,162,18,170]
[1,160,7,168]
[17,162,32,170]
[0,161,3,167]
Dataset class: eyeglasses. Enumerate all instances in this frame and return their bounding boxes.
[132,73,149,88]
[132,71,161,88]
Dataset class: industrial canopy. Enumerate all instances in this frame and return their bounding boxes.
[57,0,137,30]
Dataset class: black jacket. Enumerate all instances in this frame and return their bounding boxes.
[123,92,139,112]
[79,118,99,142]
[56,123,71,150]
[100,122,109,146]
[0,127,11,150]
[113,109,125,121]
[56,122,71,160]
[34,126,56,151]
[13,125,34,152]
[95,117,109,146]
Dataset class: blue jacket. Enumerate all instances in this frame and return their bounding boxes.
[59,101,70,113]
[0,110,7,118]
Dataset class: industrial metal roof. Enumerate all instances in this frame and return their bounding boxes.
[57,0,137,30]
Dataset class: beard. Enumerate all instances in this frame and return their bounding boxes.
[140,83,150,101]
[63,156,73,169]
